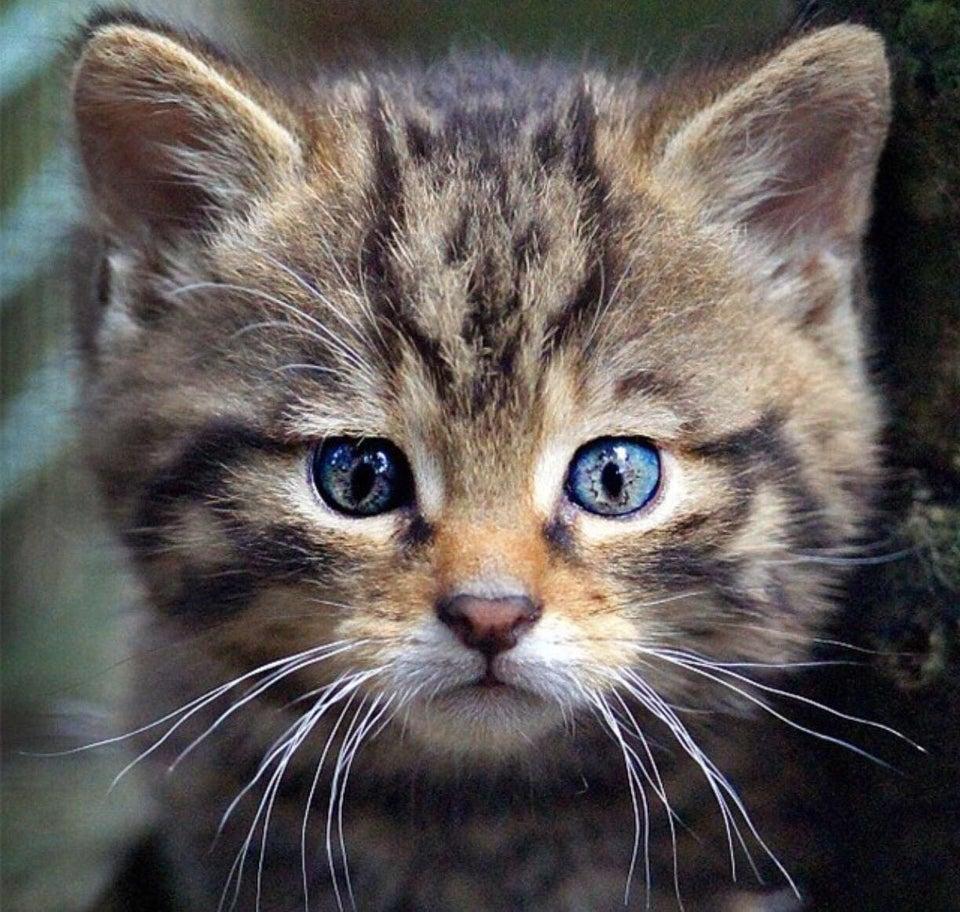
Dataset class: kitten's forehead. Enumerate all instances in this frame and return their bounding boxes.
[259,71,744,477]
[299,74,676,425]
[362,81,611,382]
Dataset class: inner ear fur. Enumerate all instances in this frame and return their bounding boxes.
[653,25,891,260]
[72,14,303,238]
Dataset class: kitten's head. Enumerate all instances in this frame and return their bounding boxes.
[72,15,890,759]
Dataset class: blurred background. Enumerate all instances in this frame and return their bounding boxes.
[1,1,796,909]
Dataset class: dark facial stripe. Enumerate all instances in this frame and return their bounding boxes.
[130,421,285,551]
[166,522,340,621]
[171,565,258,619]
[692,411,833,552]
[128,421,326,620]
[632,542,747,613]
[690,412,785,464]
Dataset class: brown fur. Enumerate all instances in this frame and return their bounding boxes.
[71,12,891,910]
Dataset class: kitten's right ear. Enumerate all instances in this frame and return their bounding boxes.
[71,13,303,240]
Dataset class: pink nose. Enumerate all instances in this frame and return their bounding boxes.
[437,594,541,656]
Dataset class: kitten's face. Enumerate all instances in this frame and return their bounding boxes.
[73,22,889,759]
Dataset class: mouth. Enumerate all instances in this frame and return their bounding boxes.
[400,663,567,756]
[476,668,508,689]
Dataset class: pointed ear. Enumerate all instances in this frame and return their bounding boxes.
[71,15,303,240]
[654,26,891,268]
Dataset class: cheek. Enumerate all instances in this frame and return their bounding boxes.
[534,564,642,680]
[334,562,435,652]
[208,541,428,678]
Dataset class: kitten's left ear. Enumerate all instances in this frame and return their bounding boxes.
[654,25,890,282]
[71,13,304,240]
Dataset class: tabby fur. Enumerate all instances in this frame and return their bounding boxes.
[71,11,891,910]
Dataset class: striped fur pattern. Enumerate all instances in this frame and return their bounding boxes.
[71,11,891,910]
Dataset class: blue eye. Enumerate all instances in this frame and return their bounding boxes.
[566,438,661,517]
[312,438,413,517]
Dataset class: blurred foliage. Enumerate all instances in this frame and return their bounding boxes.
[241,0,787,65]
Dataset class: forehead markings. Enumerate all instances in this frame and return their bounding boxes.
[540,88,620,361]
[357,80,622,407]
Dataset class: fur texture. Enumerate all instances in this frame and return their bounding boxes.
[71,13,891,910]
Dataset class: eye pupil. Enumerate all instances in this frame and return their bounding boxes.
[600,461,623,498]
[350,461,376,503]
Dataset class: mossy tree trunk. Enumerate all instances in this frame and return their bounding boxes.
[799,2,959,908]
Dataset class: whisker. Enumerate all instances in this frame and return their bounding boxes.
[170,641,362,773]
[28,641,352,761]
[644,648,924,754]
[641,655,892,772]
[609,688,685,908]
[335,693,398,911]
[218,668,383,912]
[170,282,377,382]
[299,686,365,911]
[622,669,785,894]
[325,696,369,912]
[586,688,649,907]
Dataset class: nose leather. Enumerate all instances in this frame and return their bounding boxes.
[437,593,541,656]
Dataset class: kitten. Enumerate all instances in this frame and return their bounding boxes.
[71,10,892,911]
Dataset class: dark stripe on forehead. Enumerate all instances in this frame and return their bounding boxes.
[542,88,620,356]
[390,309,455,390]
[362,94,456,385]
[404,118,435,162]
[615,369,688,401]
[568,87,602,202]
[361,92,405,310]
[543,252,613,359]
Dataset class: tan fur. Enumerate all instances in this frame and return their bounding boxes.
[72,15,891,911]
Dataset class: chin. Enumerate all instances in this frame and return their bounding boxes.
[401,679,569,762]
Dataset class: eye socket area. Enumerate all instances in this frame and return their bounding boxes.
[311,437,413,517]
[565,437,662,517]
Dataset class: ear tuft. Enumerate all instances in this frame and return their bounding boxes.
[654,25,891,260]
[72,17,302,239]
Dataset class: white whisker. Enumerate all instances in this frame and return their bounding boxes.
[643,649,922,763]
